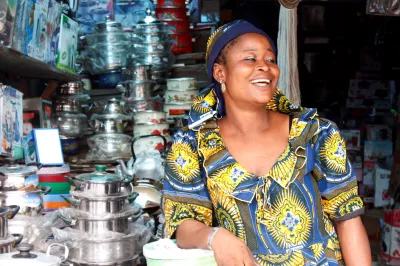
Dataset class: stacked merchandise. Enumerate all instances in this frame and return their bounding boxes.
[341,129,362,190]
[0,206,21,254]
[164,77,197,133]
[38,165,71,213]
[75,0,114,35]
[155,0,193,55]
[52,82,89,155]
[10,1,78,73]
[79,17,135,89]
[0,84,23,158]
[58,165,142,265]
[87,99,131,161]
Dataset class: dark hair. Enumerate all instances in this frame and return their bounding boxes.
[214,37,239,65]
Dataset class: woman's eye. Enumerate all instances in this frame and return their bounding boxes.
[245,57,256,62]
[267,58,276,63]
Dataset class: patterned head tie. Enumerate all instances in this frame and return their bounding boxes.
[205,20,276,80]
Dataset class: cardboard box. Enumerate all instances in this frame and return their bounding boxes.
[364,141,393,162]
[76,0,114,34]
[46,0,67,65]
[342,129,361,150]
[0,84,24,158]
[56,14,78,73]
[366,124,392,142]
[23,98,53,129]
[364,160,376,185]
[114,0,153,27]
[348,79,395,100]
[346,98,391,109]
[348,150,363,169]
[374,163,392,208]
[381,209,400,265]
[0,0,17,47]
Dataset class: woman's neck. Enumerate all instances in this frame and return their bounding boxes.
[219,99,273,137]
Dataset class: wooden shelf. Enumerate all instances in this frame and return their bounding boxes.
[0,46,79,82]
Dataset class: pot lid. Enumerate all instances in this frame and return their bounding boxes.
[0,163,37,177]
[90,113,130,120]
[94,15,122,33]
[76,165,123,182]
[0,243,61,265]
[137,9,163,26]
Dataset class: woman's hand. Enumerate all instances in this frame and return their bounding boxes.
[211,227,260,266]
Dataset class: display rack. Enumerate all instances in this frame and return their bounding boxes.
[0,47,78,82]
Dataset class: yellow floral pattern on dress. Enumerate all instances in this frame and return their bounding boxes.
[266,144,297,188]
[320,130,347,174]
[192,90,217,114]
[209,163,251,194]
[255,251,305,266]
[322,186,363,220]
[259,189,312,249]
[289,119,308,139]
[311,242,325,260]
[166,141,200,183]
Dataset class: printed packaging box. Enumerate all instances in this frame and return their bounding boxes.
[76,0,114,34]
[381,209,400,265]
[0,84,24,158]
[374,163,392,208]
[56,14,78,73]
[0,0,17,47]
[23,98,53,136]
[341,129,361,151]
[114,0,153,27]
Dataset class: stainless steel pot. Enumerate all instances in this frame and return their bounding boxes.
[122,64,152,81]
[67,235,136,265]
[53,113,88,138]
[61,191,129,215]
[133,31,171,43]
[65,165,133,196]
[90,117,127,134]
[135,52,174,70]
[134,41,173,53]
[103,99,124,114]
[117,80,156,100]
[0,187,51,217]
[53,97,82,113]
[68,258,135,266]
[94,15,123,33]
[58,82,84,95]
[85,32,130,46]
[0,234,23,254]
[0,161,41,190]
[0,206,19,238]
[71,217,129,234]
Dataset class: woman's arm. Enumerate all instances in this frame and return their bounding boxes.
[176,219,212,249]
[335,216,372,266]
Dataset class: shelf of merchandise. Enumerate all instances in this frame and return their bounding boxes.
[0,46,78,82]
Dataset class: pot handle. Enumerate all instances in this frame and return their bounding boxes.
[26,162,43,170]
[58,212,75,226]
[116,84,126,93]
[131,134,167,162]
[131,209,143,223]
[60,195,81,207]
[128,192,139,204]
[41,186,52,195]
[64,176,82,188]
[7,205,20,219]
[12,234,23,246]
[47,243,69,262]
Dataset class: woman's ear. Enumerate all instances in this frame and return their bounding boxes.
[213,63,226,82]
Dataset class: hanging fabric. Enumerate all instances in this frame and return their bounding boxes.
[277,4,301,105]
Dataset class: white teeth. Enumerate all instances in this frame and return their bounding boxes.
[251,79,271,84]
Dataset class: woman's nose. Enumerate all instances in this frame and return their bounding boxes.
[257,61,270,71]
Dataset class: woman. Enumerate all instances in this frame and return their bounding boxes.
[163,20,371,266]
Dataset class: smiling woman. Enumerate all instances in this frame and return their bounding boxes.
[163,20,371,266]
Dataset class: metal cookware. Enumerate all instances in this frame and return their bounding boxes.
[117,80,156,100]
[94,15,123,33]
[171,33,193,54]
[0,187,51,217]
[134,31,171,43]
[0,243,68,265]
[155,7,190,20]
[155,0,189,8]
[122,64,152,81]
[90,114,129,134]
[61,190,130,215]
[135,52,174,70]
[135,9,170,33]
[133,183,161,208]
[0,234,23,254]
[103,98,124,114]
[165,89,198,104]
[86,134,132,160]
[123,98,163,113]
[0,206,20,238]
[65,165,133,196]
[134,41,173,53]
[54,113,88,138]
[0,161,41,190]
[151,69,169,80]
[131,133,170,155]
[53,97,83,113]
[160,19,190,34]
[84,32,130,46]
[167,77,197,91]
[58,81,84,95]
[131,134,167,162]
[133,111,166,124]
[67,234,136,265]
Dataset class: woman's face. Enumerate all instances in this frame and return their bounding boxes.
[214,33,280,106]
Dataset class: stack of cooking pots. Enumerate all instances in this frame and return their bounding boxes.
[86,99,132,161]
[0,206,22,254]
[133,9,175,87]
[163,77,197,123]
[81,16,134,79]
[53,81,89,154]
[61,165,141,265]
[155,0,193,55]
[0,159,51,235]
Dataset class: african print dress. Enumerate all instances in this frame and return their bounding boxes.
[163,86,364,266]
